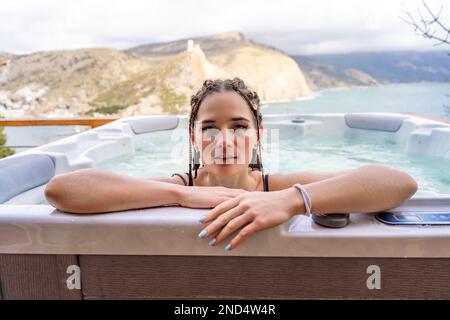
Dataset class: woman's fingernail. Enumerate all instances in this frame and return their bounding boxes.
[198,216,207,223]
[224,243,232,251]
[198,229,208,238]
[208,238,216,246]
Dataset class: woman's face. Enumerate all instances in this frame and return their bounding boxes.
[191,90,262,176]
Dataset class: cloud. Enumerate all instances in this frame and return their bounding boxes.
[0,0,448,55]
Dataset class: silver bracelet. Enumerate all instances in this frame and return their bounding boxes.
[292,183,312,217]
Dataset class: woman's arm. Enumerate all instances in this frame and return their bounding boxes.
[44,168,246,214]
[197,165,418,250]
[268,168,355,190]
[291,164,418,214]
[44,168,184,214]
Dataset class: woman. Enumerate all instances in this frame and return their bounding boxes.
[45,78,418,251]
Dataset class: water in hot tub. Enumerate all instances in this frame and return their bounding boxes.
[97,129,450,197]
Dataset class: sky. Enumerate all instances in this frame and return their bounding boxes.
[0,0,448,55]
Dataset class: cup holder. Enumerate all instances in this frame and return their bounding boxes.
[291,117,305,123]
[312,213,350,228]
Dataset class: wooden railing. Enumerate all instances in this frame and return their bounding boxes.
[1,114,449,127]
[0,117,119,128]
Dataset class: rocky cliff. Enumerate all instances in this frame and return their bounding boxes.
[0,32,313,117]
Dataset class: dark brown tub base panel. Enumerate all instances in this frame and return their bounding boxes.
[0,254,81,300]
[1,254,449,299]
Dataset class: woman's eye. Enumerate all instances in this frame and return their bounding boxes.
[201,127,215,131]
[234,125,248,130]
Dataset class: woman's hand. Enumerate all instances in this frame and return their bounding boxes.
[197,187,305,250]
[178,186,247,209]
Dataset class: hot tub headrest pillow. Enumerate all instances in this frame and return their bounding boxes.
[0,154,56,203]
[344,113,407,132]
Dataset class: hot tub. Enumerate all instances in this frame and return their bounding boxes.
[1,112,450,299]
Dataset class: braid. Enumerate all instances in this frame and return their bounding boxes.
[188,77,264,185]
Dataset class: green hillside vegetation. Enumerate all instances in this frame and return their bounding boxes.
[0,116,15,159]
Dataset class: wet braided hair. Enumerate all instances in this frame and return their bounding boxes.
[188,77,264,186]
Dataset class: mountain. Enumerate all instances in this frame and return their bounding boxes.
[127,32,378,93]
[2,48,149,100]
[0,32,448,118]
[0,32,313,117]
[128,31,252,57]
[291,55,379,90]
[0,48,154,116]
[127,31,312,102]
[301,51,450,84]
[0,52,15,62]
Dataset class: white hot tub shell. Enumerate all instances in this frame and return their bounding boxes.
[1,112,450,258]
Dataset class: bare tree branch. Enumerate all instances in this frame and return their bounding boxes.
[401,1,450,118]
[401,0,450,46]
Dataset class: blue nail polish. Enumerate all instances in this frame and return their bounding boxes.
[208,238,216,246]
[198,229,207,238]
[198,216,206,223]
[224,243,231,251]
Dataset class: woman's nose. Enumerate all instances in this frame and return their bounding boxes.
[217,128,235,144]
[212,129,234,153]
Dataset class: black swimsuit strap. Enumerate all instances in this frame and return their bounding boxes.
[263,173,269,192]
[187,172,193,186]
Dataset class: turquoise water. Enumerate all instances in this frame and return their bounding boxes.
[97,129,450,196]
[262,82,450,118]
